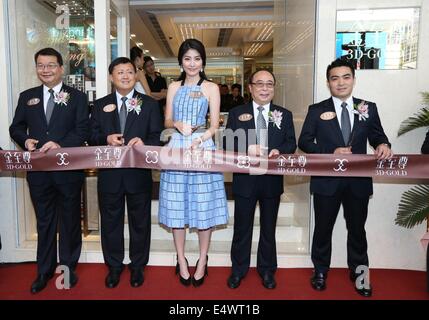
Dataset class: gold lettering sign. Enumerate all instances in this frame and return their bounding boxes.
[239,114,253,122]
[320,112,336,121]
[103,104,117,113]
[27,98,40,106]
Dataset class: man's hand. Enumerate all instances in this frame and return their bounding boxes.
[375,144,393,160]
[268,149,280,157]
[107,134,124,146]
[334,147,352,155]
[248,144,265,156]
[25,139,39,152]
[127,137,144,147]
[40,141,61,153]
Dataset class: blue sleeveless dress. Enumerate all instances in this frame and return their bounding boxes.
[158,80,229,230]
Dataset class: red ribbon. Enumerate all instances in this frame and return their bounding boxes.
[1,146,428,179]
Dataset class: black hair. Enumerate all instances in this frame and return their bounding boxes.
[130,46,143,63]
[34,48,63,66]
[109,57,136,74]
[248,69,276,85]
[177,38,208,82]
[231,83,242,91]
[143,56,154,67]
[326,58,355,80]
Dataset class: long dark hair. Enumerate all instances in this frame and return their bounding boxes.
[177,38,208,82]
[130,46,143,66]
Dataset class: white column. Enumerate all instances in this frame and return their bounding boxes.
[0,0,20,262]
[113,0,130,57]
[95,0,111,97]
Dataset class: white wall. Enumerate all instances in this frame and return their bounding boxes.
[274,0,317,250]
[0,0,20,263]
[0,0,59,263]
[316,0,428,270]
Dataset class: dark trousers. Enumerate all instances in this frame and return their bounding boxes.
[99,191,151,271]
[311,185,370,274]
[231,195,280,277]
[29,180,83,275]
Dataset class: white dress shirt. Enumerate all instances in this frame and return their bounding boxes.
[116,89,135,114]
[43,82,63,113]
[252,101,270,129]
[332,96,355,130]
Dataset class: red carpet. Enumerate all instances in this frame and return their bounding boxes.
[0,263,427,300]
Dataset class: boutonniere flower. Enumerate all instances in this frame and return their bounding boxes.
[126,97,143,115]
[54,91,70,106]
[353,101,369,121]
[268,110,283,129]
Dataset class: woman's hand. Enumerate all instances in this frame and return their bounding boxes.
[190,137,203,150]
[175,121,193,136]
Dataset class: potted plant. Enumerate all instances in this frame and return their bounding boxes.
[396,91,429,292]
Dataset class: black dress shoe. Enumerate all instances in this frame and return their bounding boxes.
[175,256,191,287]
[261,273,276,289]
[69,270,78,288]
[105,269,122,288]
[227,274,242,289]
[30,274,53,294]
[192,256,208,287]
[355,285,373,297]
[130,269,144,288]
[310,272,327,291]
[350,271,372,297]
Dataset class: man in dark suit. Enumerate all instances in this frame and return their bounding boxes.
[224,69,297,289]
[298,58,392,297]
[422,130,429,154]
[9,48,89,293]
[89,57,162,288]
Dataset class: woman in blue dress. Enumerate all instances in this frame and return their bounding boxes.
[158,39,229,287]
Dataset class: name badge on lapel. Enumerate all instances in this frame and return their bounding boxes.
[320,112,336,121]
[238,114,253,122]
[103,104,117,113]
[27,98,40,106]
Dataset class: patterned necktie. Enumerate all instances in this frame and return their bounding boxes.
[46,89,55,125]
[256,106,267,147]
[341,102,351,145]
[119,96,128,134]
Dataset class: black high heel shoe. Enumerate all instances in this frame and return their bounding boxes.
[175,256,191,287]
[192,255,208,287]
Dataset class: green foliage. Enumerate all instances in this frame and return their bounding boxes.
[397,92,429,137]
[395,185,429,228]
[395,92,429,229]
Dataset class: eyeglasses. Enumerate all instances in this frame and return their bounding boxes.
[36,63,59,71]
[250,82,275,89]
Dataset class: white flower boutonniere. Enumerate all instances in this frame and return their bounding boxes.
[54,91,70,106]
[353,101,369,121]
[127,97,143,115]
[268,110,283,129]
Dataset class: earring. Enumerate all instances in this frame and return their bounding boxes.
[180,66,184,73]
[200,68,204,73]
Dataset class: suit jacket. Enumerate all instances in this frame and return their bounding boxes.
[422,130,429,154]
[89,91,162,193]
[224,102,297,198]
[298,97,390,197]
[9,84,89,185]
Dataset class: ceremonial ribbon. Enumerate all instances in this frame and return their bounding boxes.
[0,146,428,180]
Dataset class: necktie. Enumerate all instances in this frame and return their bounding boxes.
[341,102,351,145]
[256,106,267,148]
[119,96,128,134]
[46,89,55,125]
